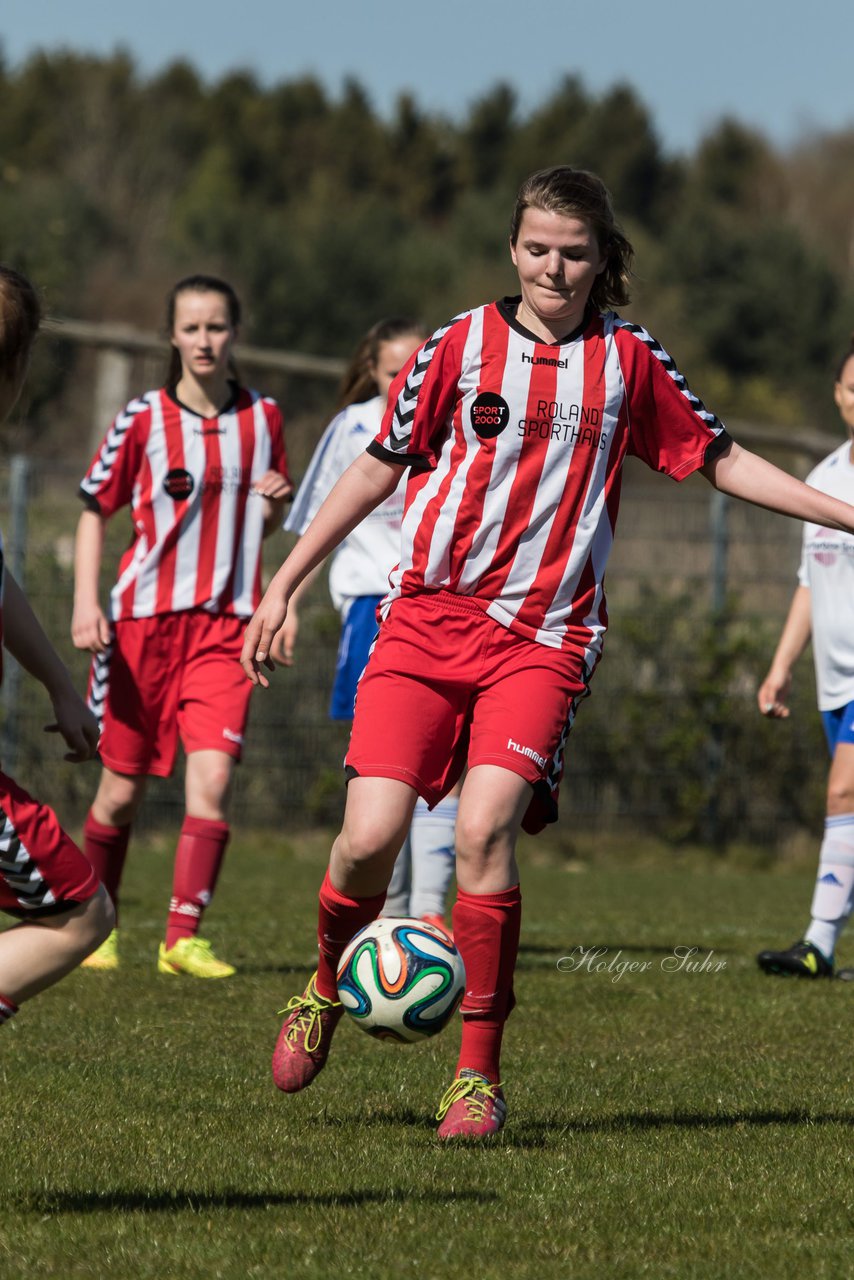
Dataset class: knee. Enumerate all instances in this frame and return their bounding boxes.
[94,774,143,826]
[187,763,233,821]
[333,822,401,877]
[70,887,115,955]
[86,886,115,945]
[455,811,511,870]
[826,779,854,815]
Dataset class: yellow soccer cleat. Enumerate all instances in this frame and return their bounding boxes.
[157,936,236,979]
[81,927,119,971]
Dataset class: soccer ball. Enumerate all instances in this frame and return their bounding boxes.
[336,917,465,1044]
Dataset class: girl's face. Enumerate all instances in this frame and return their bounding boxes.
[170,289,236,383]
[835,354,854,439]
[510,206,606,339]
[370,333,423,400]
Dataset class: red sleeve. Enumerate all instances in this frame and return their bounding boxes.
[615,322,731,481]
[79,395,153,517]
[369,313,472,472]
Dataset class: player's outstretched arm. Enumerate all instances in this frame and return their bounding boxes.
[241,451,402,686]
[2,569,100,762]
[702,440,854,532]
[757,585,812,719]
[71,508,112,653]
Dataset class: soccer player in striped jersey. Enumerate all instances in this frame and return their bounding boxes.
[0,265,114,1032]
[756,338,854,980]
[243,167,854,1139]
[272,318,458,935]
[73,275,291,979]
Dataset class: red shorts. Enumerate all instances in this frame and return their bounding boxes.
[89,611,253,778]
[345,592,592,833]
[0,770,99,918]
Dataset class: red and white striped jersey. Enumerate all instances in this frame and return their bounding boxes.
[369,298,730,665]
[80,386,289,620]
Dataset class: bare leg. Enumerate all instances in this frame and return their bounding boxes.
[0,885,114,1004]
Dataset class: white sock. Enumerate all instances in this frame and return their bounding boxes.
[382,834,412,917]
[409,797,457,919]
[803,814,854,961]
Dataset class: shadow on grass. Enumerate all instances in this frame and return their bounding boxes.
[501,1108,854,1146]
[20,1187,496,1215]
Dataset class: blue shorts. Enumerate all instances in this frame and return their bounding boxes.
[330,595,382,721]
[821,700,854,755]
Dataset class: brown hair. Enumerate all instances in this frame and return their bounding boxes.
[165,274,241,388]
[336,316,425,411]
[835,334,854,382]
[0,265,41,388]
[510,166,634,311]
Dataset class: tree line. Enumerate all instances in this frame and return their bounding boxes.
[0,48,852,450]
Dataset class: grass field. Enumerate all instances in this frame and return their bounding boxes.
[1,831,852,1280]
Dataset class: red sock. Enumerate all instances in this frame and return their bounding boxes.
[315,870,386,1001]
[165,817,230,950]
[452,884,522,1083]
[0,993,19,1025]
[83,811,131,921]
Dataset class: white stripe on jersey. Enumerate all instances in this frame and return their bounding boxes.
[112,391,166,617]
[171,404,205,612]
[231,395,270,615]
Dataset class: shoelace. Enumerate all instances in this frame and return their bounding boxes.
[436,1074,503,1122]
[278,987,341,1054]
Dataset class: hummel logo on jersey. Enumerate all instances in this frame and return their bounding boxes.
[819,872,843,886]
[521,352,567,368]
[193,424,227,436]
[471,392,510,440]
[163,468,195,500]
[507,737,547,769]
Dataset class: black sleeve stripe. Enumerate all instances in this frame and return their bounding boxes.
[366,440,432,473]
[616,318,725,435]
[78,486,103,513]
[80,395,150,497]
[387,311,470,454]
[703,430,733,466]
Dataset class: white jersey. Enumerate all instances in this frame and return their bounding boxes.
[285,396,405,611]
[797,441,854,710]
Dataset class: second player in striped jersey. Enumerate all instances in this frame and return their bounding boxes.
[73,274,291,979]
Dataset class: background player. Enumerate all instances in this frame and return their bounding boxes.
[243,166,854,1140]
[756,337,854,978]
[72,274,291,978]
[272,317,457,932]
[0,264,114,1028]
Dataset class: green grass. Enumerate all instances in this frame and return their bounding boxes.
[1,833,852,1279]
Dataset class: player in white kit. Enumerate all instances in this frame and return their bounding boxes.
[757,338,854,978]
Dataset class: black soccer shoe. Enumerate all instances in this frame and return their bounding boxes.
[756,939,833,979]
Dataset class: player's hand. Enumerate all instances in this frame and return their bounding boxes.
[45,688,100,762]
[241,594,289,687]
[71,602,111,654]
[270,609,298,666]
[253,470,293,501]
[757,669,791,718]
